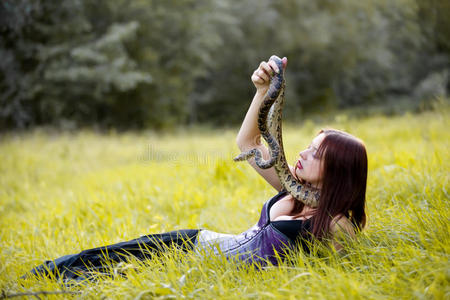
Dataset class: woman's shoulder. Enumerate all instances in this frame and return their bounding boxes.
[330,215,356,251]
[330,215,355,238]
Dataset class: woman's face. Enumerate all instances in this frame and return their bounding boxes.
[294,133,325,188]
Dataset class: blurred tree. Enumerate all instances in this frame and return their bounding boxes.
[415,0,450,99]
[272,0,439,114]
[128,0,233,128]
[0,0,151,129]
[81,0,241,128]
[0,0,87,128]
[193,0,281,125]
[417,0,450,55]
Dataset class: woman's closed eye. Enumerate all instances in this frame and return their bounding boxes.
[309,145,320,159]
[300,145,320,159]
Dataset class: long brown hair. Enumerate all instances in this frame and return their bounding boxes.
[292,129,367,240]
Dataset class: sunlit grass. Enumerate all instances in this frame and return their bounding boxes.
[0,105,449,298]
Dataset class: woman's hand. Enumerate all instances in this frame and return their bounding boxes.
[251,56,288,94]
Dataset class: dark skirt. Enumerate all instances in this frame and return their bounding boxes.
[25,229,199,282]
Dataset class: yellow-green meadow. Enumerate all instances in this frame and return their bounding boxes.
[1,106,449,299]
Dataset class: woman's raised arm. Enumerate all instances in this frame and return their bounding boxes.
[235,57,288,191]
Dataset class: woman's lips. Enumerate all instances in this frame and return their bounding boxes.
[296,160,303,170]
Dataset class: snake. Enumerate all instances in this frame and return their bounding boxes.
[234,55,320,207]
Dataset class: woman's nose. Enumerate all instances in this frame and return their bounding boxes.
[299,150,307,160]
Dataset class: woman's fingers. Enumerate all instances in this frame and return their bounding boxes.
[253,56,287,85]
[252,56,288,90]
[267,60,280,74]
[254,61,274,83]
[259,61,275,76]
[251,73,264,84]
[257,69,270,82]
[252,69,268,84]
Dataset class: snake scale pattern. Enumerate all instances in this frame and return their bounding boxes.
[234,56,320,207]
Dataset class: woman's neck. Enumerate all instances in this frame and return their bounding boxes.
[302,206,317,218]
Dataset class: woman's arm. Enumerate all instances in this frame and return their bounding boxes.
[236,91,282,191]
[236,57,287,191]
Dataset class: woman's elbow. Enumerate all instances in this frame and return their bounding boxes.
[236,137,257,151]
[236,137,245,151]
[236,135,260,151]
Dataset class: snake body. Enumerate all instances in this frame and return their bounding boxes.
[234,56,320,207]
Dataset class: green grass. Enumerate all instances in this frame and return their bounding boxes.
[0,106,449,299]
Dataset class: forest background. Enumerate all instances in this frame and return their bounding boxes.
[1,0,449,131]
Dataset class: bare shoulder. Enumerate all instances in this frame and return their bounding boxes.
[269,194,295,221]
[330,215,356,251]
[330,215,355,238]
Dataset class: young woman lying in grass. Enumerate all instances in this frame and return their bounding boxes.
[25,56,367,282]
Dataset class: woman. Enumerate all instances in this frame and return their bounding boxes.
[239,56,367,249]
[25,56,367,282]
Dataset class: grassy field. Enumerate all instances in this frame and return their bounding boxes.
[0,106,449,299]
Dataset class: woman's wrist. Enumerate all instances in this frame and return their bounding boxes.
[252,90,267,104]
[255,89,267,97]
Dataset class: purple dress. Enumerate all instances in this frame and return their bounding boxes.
[195,190,313,265]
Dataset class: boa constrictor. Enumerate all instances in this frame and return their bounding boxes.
[234,56,320,207]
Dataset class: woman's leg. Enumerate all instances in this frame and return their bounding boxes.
[25,229,199,281]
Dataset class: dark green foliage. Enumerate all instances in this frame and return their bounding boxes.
[0,0,448,130]
[0,0,151,129]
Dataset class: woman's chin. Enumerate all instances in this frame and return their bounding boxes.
[296,176,312,186]
[294,172,306,184]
